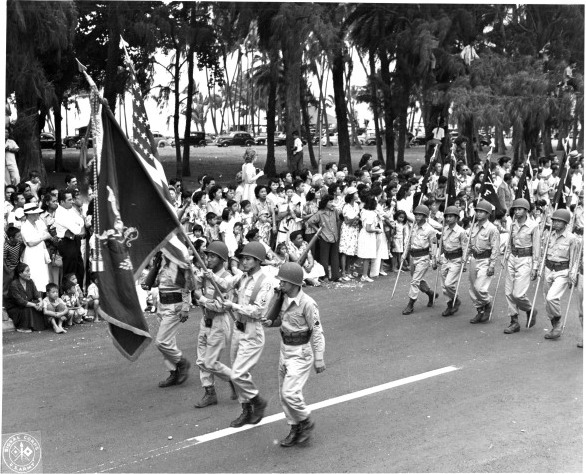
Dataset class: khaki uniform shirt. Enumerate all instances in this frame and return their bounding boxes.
[280,291,325,360]
[546,228,580,276]
[405,221,437,256]
[508,217,541,270]
[468,220,500,267]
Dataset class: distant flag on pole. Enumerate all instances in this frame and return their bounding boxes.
[479,157,505,215]
[445,154,458,206]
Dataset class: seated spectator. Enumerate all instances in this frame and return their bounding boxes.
[86,273,100,321]
[3,226,24,299]
[42,282,69,333]
[62,279,88,325]
[5,263,46,332]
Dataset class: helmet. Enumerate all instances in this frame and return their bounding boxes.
[240,241,266,261]
[474,200,493,214]
[277,262,304,286]
[444,206,460,217]
[551,209,571,224]
[205,241,229,262]
[511,198,530,211]
[413,204,430,217]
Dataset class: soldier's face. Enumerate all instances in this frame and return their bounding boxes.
[241,256,259,273]
[514,208,527,219]
[206,253,222,269]
[552,220,566,232]
[414,214,426,225]
[446,215,457,225]
[476,210,489,221]
[279,280,297,296]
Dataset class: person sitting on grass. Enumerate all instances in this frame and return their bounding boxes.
[5,263,46,332]
[62,279,88,325]
[42,283,70,333]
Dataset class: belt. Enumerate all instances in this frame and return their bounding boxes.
[545,260,569,271]
[159,292,183,304]
[472,249,492,260]
[444,249,463,260]
[511,247,533,257]
[280,330,312,346]
[410,247,430,258]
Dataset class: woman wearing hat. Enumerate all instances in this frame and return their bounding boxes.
[20,203,51,292]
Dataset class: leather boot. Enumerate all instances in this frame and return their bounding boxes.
[175,358,191,385]
[504,315,520,334]
[470,308,484,324]
[402,298,416,315]
[526,309,537,328]
[230,403,253,428]
[296,417,315,444]
[194,386,218,408]
[249,394,268,424]
[279,424,300,447]
[158,370,178,388]
[442,302,453,317]
[452,297,461,314]
[479,302,491,322]
[229,381,238,400]
[544,317,562,339]
[426,290,439,307]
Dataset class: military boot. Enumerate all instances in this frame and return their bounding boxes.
[158,370,178,388]
[402,298,417,315]
[279,424,300,447]
[175,358,191,385]
[442,301,454,317]
[230,403,253,428]
[229,381,238,400]
[249,394,268,425]
[470,308,485,324]
[544,317,562,340]
[526,309,537,328]
[194,386,218,408]
[504,315,520,334]
[296,417,315,444]
[479,302,491,322]
[452,297,461,314]
[426,290,439,307]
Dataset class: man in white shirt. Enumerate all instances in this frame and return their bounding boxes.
[290,131,303,173]
[55,189,86,285]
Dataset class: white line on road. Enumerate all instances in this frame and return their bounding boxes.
[79,365,460,473]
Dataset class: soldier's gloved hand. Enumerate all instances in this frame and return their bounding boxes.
[179,310,189,323]
[487,266,495,277]
[314,360,326,374]
[530,269,538,281]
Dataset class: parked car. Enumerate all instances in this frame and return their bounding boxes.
[254,135,267,145]
[64,126,88,148]
[40,132,60,149]
[411,134,427,146]
[322,133,338,146]
[152,132,172,148]
[216,132,255,147]
[274,132,287,146]
[176,131,207,147]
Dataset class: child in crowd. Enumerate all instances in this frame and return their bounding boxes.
[62,280,88,325]
[86,273,100,322]
[191,224,207,248]
[239,200,254,236]
[219,207,238,257]
[255,209,272,247]
[233,221,245,249]
[204,212,220,243]
[43,283,69,333]
[3,227,24,298]
[391,210,408,271]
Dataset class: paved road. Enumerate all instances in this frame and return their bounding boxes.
[2,271,582,473]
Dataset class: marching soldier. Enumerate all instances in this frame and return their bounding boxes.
[154,248,194,388]
[193,241,237,408]
[209,241,273,427]
[401,205,438,315]
[542,209,580,340]
[438,206,468,316]
[467,200,500,324]
[503,198,541,334]
[263,262,326,447]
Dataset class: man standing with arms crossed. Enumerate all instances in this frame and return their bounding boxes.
[438,206,468,317]
[263,262,325,447]
[193,241,237,408]
[401,205,438,315]
[210,241,273,427]
[503,198,540,334]
[467,200,500,324]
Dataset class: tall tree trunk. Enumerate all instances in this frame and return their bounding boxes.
[263,51,279,177]
[14,94,44,182]
[104,2,121,114]
[300,77,317,169]
[397,89,408,163]
[380,52,395,170]
[282,35,303,169]
[173,39,182,177]
[542,123,554,157]
[181,8,197,178]
[332,48,351,171]
[369,48,384,165]
[54,93,65,172]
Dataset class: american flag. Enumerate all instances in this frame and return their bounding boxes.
[121,37,190,268]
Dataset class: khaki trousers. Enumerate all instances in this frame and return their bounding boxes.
[543,267,569,320]
[409,255,431,300]
[279,342,313,425]
[468,257,493,309]
[196,314,232,387]
[230,320,265,402]
[441,258,461,302]
[155,302,184,370]
[505,255,532,316]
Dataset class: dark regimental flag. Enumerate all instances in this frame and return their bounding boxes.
[552,140,572,209]
[515,163,532,203]
[445,155,457,206]
[479,158,505,215]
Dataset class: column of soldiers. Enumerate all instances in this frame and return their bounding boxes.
[401,194,582,347]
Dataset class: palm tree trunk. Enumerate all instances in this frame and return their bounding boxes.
[263,51,279,177]
[173,40,182,175]
[104,2,121,114]
[380,51,395,170]
[282,34,303,170]
[15,94,44,182]
[54,93,64,172]
[397,91,408,163]
[332,48,352,171]
[181,8,197,178]
[369,48,384,165]
[300,77,317,169]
